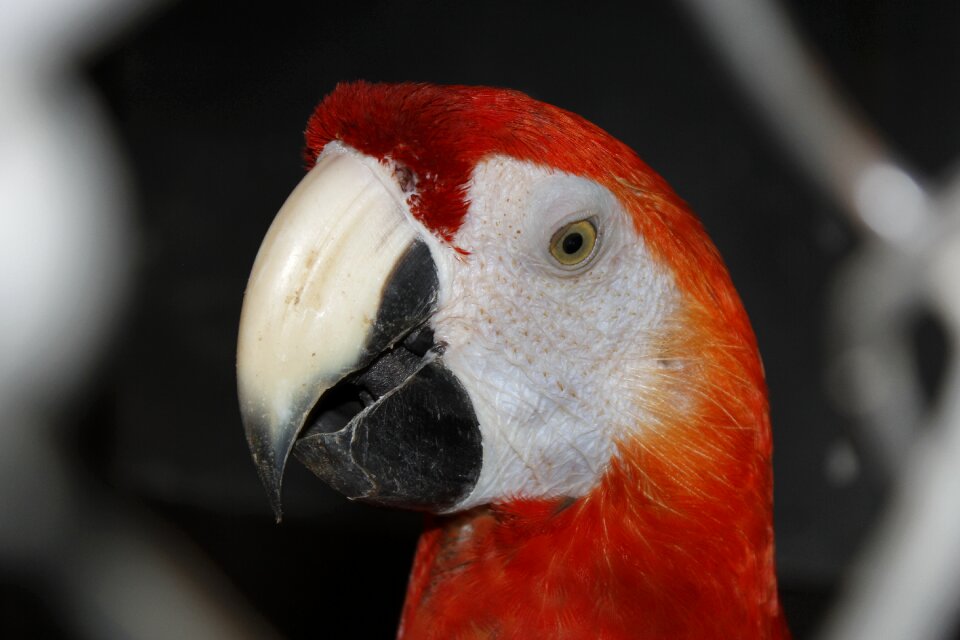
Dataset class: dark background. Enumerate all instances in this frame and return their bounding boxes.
[7,1,959,637]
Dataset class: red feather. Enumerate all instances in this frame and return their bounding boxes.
[306,82,789,639]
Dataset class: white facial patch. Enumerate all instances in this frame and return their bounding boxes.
[426,156,680,510]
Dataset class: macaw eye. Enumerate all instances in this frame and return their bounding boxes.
[549,218,598,267]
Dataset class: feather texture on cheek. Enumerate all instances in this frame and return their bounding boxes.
[427,156,680,509]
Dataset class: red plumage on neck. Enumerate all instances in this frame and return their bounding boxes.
[399,442,787,639]
[396,303,787,639]
[305,82,788,639]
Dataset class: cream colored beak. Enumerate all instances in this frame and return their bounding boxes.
[236,143,421,518]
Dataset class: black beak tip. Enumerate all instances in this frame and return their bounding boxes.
[246,422,297,524]
[250,452,285,523]
[262,467,285,524]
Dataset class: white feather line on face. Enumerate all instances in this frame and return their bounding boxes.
[425,156,680,510]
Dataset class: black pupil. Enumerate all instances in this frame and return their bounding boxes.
[562,232,584,255]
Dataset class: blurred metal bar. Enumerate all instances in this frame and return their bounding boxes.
[678,0,933,472]
[680,1,960,639]
[679,0,932,247]
[823,281,960,638]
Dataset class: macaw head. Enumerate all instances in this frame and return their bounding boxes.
[237,82,769,524]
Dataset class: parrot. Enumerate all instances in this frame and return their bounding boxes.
[236,81,790,639]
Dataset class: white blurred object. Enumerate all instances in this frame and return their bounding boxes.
[854,163,927,244]
[0,2,134,563]
[681,1,960,639]
[0,0,149,426]
[0,71,129,415]
[0,1,280,638]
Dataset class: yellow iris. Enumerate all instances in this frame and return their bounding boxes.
[549,219,598,267]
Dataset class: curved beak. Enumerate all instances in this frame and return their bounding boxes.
[237,145,481,520]
[237,146,426,518]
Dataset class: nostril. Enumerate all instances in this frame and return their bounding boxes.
[394,163,417,194]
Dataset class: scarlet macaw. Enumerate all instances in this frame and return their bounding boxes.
[237,82,789,639]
